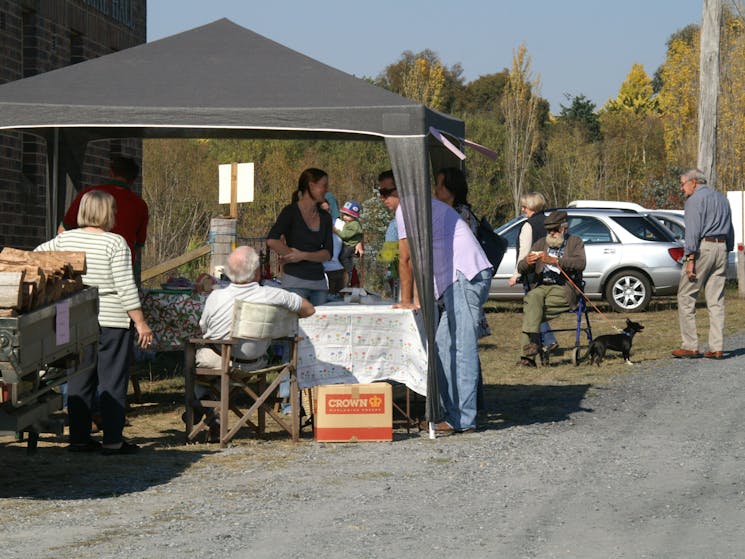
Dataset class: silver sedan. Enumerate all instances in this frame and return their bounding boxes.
[489,208,684,312]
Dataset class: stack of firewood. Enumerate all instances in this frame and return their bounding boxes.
[0,248,87,317]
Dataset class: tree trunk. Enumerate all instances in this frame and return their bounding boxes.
[698,0,722,185]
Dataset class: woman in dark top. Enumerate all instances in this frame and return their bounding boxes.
[267,168,333,305]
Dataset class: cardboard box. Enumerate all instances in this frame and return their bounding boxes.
[314,383,392,442]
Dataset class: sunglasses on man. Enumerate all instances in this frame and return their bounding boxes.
[378,188,397,199]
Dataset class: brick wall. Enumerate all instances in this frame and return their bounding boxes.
[0,0,146,250]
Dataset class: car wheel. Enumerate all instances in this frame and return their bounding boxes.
[604,270,652,312]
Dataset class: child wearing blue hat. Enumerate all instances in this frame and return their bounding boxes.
[335,200,364,284]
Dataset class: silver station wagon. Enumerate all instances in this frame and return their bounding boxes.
[489,208,684,312]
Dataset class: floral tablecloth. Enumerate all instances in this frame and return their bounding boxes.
[141,289,207,351]
[297,303,428,395]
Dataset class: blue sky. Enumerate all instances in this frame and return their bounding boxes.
[148,0,703,114]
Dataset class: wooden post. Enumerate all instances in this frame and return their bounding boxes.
[739,191,745,297]
[697,0,721,185]
[230,162,238,219]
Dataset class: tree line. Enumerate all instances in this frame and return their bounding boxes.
[141,11,743,280]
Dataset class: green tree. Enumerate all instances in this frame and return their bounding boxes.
[558,94,602,142]
[453,71,509,116]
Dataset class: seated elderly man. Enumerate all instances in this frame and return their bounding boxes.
[193,246,314,432]
[516,210,586,367]
[197,245,315,369]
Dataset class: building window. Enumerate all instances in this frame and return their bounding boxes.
[70,31,84,65]
[84,0,135,29]
[22,10,38,78]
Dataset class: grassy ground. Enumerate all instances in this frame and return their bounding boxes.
[3,286,744,452]
[480,288,745,385]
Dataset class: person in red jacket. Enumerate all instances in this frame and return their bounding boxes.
[59,156,148,282]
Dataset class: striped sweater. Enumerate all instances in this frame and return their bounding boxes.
[35,229,142,328]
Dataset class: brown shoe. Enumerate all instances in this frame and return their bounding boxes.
[544,342,559,353]
[704,351,725,359]
[522,342,540,356]
[517,357,537,368]
[671,348,702,358]
[419,420,456,434]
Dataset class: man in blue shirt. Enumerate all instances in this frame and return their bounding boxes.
[672,169,734,360]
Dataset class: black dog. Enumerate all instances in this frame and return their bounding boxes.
[582,319,644,366]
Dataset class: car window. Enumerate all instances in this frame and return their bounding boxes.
[567,216,614,244]
[499,222,522,248]
[611,215,675,242]
[656,217,685,239]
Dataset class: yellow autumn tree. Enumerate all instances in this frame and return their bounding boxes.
[401,57,446,111]
[600,64,666,201]
[502,44,541,215]
[717,13,745,188]
[605,63,659,114]
[657,28,700,167]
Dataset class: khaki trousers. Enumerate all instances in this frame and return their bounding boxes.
[676,240,727,352]
[521,284,570,348]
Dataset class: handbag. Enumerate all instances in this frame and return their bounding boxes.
[470,209,507,276]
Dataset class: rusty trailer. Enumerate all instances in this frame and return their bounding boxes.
[0,287,99,451]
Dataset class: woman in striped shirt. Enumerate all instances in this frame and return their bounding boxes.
[36,190,153,455]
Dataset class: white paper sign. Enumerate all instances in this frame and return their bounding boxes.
[56,300,70,346]
[218,162,254,204]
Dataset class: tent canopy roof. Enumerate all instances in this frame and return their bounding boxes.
[0,18,463,141]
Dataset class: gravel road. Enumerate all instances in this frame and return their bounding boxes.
[2,332,745,559]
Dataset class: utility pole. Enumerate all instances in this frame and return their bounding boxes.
[697,0,722,185]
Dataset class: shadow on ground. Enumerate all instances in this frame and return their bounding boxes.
[480,383,593,429]
[0,439,216,500]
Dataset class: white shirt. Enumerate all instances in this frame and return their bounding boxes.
[197,282,302,367]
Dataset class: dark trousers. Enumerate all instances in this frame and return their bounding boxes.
[339,244,356,274]
[67,326,134,445]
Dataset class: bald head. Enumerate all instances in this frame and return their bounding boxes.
[227,246,260,284]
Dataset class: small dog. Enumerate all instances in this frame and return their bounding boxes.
[582,319,644,366]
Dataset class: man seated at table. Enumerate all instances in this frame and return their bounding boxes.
[193,246,315,430]
[516,210,586,367]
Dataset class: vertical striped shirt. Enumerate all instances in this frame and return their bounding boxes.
[35,229,141,328]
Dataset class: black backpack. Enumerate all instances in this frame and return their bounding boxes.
[469,209,507,276]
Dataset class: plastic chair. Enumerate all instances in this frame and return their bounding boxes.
[183,300,301,447]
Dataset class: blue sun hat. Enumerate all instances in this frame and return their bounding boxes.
[340,200,361,219]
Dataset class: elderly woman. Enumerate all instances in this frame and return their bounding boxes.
[509,191,558,355]
[35,190,153,455]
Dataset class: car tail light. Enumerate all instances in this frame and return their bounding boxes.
[0,383,8,404]
[668,247,685,262]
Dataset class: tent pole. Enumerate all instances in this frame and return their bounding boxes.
[46,128,60,239]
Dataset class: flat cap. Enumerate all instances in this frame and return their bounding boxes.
[544,210,568,230]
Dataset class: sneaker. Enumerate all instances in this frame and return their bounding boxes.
[544,342,559,353]
[101,441,140,455]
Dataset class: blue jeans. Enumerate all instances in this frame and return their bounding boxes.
[285,287,328,306]
[541,321,557,346]
[436,269,491,430]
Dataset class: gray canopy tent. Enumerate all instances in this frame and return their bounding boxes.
[0,18,466,429]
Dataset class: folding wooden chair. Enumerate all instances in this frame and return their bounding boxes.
[183,300,301,447]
